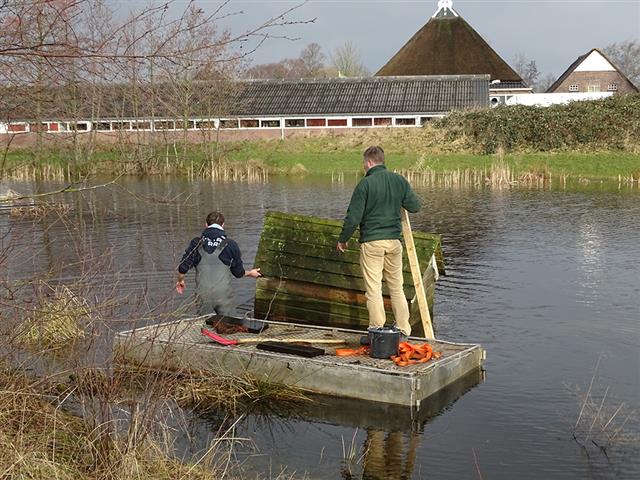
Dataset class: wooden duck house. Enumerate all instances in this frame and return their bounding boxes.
[253,212,445,337]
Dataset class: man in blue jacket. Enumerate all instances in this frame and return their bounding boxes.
[337,146,421,340]
[176,211,261,316]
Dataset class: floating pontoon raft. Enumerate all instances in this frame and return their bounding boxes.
[115,211,484,408]
[115,318,485,408]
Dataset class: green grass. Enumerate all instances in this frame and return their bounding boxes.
[3,132,639,180]
[224,138,639,179]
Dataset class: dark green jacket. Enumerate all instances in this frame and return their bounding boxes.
[338,165,421,243]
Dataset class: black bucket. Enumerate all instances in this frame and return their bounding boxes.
[368,327,401,359]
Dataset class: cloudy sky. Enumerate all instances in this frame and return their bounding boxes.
[197,0,639,77]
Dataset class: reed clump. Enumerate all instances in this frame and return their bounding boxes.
[9,202,72,218]
[569,357,639,459]
[115,363,309,414]
[17,284,88,351]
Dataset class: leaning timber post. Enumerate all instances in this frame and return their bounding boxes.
[401,209,435,339]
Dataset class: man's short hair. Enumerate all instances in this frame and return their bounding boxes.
[363,146,385,165]
[206,211,225,226]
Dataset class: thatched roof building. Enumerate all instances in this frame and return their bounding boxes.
[377,1,525,89]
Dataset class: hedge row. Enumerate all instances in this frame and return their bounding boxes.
[435,93,640,154]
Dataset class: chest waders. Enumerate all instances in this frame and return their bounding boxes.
[195,240,236,316]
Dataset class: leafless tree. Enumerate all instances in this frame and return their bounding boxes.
[603,40,640,88]
[0,0,314,177]
[330,41,369,77]
[299,42,325,77]
[512,52,540,89]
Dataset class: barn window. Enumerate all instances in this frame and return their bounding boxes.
[420,117,433,125]
[260,120,281,128]
[8,124,27,132]
[374,117,392,126]
[327,118,348,127]
[220,119,239,129]
[285,119,305,128]
[132,121,151,130]
[395,117,416,126]
[93,122,111,131]
[608,83,618,91]
[306,118,326,127]
[569,85,579,92]
[112,121,131,130]
[154,120,175,130]
[240,119,259,128]
[195,120,215,129]
[352,118,373,127]
[69,122,89,131]
[29,123,48,132]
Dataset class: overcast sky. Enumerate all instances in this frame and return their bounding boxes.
[192,0,639,77]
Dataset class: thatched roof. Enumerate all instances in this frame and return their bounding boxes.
[376,13,523,83]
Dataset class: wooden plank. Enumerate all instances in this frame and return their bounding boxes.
[262,221,440,257]
[256,278,393,309]
[256,261,418,297]
[253,299,395,329]
[256,253,421,288]
[402,209,435,340]
[257,237,436,274]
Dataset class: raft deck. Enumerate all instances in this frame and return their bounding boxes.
[115,317,485,408]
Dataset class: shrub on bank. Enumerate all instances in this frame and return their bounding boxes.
[436,93,640,154]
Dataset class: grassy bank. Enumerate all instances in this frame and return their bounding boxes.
[3,134,639,182]
[2,94,639,181]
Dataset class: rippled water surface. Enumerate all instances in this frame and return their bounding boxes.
[3,176,639,479]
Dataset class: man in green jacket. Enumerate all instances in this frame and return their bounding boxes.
[336,146,421,339]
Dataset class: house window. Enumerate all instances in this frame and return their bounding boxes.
[374,117,392,126]
[569,85,579,92]
[352,118,373,127]
[220,119,239,129]
[306,118,326,127]
[608,83,618,91]
[587,85,600,93]
[285,119,305,128]
[260,119,280,128]
[327,118,348,127]
[395,117,416,126]
[240,119,259,128]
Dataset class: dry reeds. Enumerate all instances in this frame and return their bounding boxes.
[16,284,88,351]
[9,202,72,218]
[569,356,639,457]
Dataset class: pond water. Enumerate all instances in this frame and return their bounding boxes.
[3,175,639,479]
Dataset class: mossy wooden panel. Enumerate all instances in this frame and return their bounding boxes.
[254,211,444,332]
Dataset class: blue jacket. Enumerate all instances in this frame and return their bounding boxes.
[178,227,245,278]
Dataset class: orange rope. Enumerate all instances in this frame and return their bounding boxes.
[390,342,442,367]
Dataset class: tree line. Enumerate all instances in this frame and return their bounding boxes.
[246,39,640,91]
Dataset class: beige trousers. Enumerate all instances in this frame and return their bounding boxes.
[359,239,411,335]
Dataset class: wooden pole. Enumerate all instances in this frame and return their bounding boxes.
[401,209,435,340]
